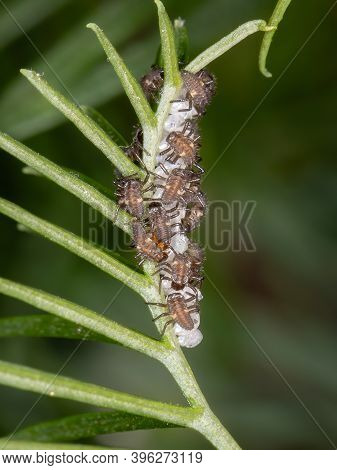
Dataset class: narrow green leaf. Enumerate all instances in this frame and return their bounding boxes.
[20,69,142,178]
[81,106,128,147]
[259,0,293,77]
[155,18,190,69]
[0,438,110,450]
[174,18,190,67]
[87,23,156,130]
[0,277,164,358]
[0,132,131,234]
[1,39,155,140]
[0,198,152,296]
[186,20,272,73]
[56,168,116,201]
[0,315,113,343]
[154,0,182,87]
[0,360,200,426]
[15,411,178,443]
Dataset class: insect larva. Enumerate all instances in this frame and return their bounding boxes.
[159,252,192,290]
[160,120,200,167]
[186,242,204,287]
[149,292,199,334]
[115,178,145,219]
[132,220,167,264]
[182,192,206,232]
[177,69,216,115]
[148,203,177,244]
[150,167,200,208]
[140,66,164,101]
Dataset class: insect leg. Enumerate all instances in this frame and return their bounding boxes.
[152,312,170,322]
[161,319,175,336]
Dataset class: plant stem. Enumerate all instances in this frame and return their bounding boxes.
[0,277,165,358]
[259,0,293,77]
[0,360,201,427]
[87,23,156,130]
[186,20,272,73]
[162,350,240,449]
[138,12,242,447]
[0,132,132,235]
[20,69,143,178]
[0,314,114,343]
[0,198,150,296]
[154,0,182,88]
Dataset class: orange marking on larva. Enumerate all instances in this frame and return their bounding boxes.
[181,69,216,115]
[132,220,167,263]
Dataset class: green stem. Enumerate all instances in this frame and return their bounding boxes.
[259,0,293,77]
[0,360,201,427]
[87,23,156,130]
[0,277,164,358]
[162,350,240,449]
[139,6,242,449]
[0,314,113,343]
[186,20,273,73]
[20,69,143,178]
[0,132,132,235]
[0,198,151,296]
[154,0,182,88]
[81,106,128,147]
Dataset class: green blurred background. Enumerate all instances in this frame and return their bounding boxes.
[0,0,336,450]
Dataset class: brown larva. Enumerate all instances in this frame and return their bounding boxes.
[186,242,204,287]
[132,220,168,264]
[148,291,199,334]
[115,166,156,219]
[115,178,145,219]
[176,69,216,115]
[159,252,192,291]
[160,120,200,166]
[182,192,207,232]
[151,166,201,207]
[140,66,164,101]
[148,203,183,244]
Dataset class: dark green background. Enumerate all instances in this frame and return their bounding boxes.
[0,0,336,449]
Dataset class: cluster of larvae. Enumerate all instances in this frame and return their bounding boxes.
[115,66,216,348]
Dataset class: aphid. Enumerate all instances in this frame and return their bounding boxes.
[123,126,144,163]
[140,66,164,100]
[115,177,145,219]
[186,242,204,286]
[132,220,167,264]
[160,120,200,166]
[158,252,192,290]
[148,291,199,334]
[182,192,207,232]
[171,69,216,116]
